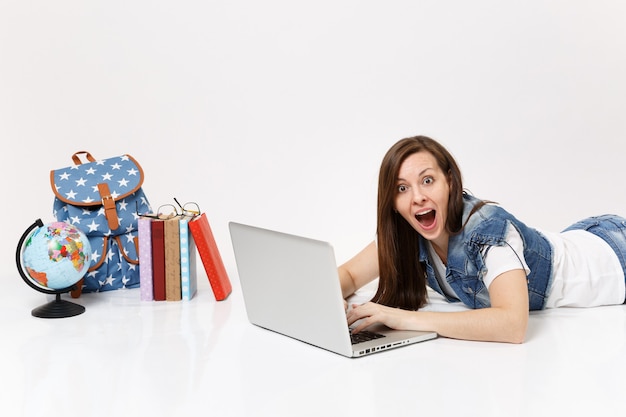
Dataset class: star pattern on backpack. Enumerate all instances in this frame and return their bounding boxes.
[51,154,151,293]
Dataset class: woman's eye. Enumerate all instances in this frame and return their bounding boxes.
[398,185,408,193]
[423,177,434,185]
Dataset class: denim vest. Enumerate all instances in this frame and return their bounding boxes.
[419,194,553,311]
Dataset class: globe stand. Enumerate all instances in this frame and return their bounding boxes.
[16,219,87,319]
[31,293,86,318]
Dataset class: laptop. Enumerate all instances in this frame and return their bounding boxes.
[228,222,437,358]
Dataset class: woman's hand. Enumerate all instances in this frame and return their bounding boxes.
[347,302,410,333]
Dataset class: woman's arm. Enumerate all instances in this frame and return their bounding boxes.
[338,240,379,299]
[347,269,530,344]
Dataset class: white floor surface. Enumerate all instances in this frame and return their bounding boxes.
[2,267,626,417]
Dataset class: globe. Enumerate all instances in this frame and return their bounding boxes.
[22,221,91,289]
[16,219,92,318]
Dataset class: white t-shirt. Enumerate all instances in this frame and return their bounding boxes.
[538,228,625,307]
[428,225,626,308]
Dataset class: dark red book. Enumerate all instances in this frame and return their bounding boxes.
[188,213,232,301]
[151,220,166,301]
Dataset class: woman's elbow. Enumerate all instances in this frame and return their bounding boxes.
[508,331,526,344]
[506,315,528,344]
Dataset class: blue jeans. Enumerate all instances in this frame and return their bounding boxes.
[563,214,626,302]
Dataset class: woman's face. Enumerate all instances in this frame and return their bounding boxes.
[394,151,451,249]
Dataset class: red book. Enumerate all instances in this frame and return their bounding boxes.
[188,213,232,301]
[151,220,166,301]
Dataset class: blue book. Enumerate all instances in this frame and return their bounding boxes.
[179,216,198,301]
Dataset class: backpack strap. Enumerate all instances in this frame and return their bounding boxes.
[97,183,119,230]
[70,278,84,298]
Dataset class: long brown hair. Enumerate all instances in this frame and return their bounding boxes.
[371,136,466,310]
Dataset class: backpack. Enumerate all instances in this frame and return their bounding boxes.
[51,151,151,297]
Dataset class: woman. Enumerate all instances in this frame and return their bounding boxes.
[340,136,626,343]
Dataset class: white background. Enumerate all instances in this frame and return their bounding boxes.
[2,3,626,416]
[2,0,626,273]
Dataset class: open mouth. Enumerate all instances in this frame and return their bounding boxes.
[415,209,436,228]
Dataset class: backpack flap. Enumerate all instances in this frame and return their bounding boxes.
[50,152,145,231]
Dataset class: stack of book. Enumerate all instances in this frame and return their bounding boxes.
[137,213,232,302]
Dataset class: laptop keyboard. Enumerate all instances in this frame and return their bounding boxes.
[350,329,386,345]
